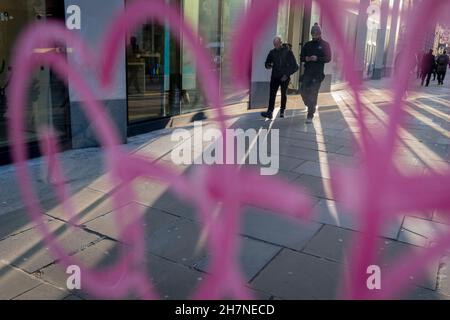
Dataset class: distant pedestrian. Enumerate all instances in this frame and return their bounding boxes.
[299,23,332,124]
[261,36,299,120]
[432,58,437,81]
[416,51,423,79]
[421,49,435,87]
[419,51,427,79]
[436,50,449,85]
[0,64,11,119]
[394,49,403,73]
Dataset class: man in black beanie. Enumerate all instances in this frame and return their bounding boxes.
[300,23,332,123]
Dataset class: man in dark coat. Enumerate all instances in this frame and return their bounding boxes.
[421,49,436,87]
[300,23,332,123]
[436,50,449,85]
[261,36,299,119]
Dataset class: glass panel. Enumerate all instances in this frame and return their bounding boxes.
[277,0,290,41]
[127,0,249,122]
[181,0,221,114]
[182,0,249,113]
[126,19,167,122]
[221,0,249,105]
[365,27,378,78]
[126,0,186,123]
[0,0,69,149]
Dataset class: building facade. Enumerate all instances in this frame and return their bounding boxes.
[435,24,450,54]
[0,0,412,164]
[0,0,254,163]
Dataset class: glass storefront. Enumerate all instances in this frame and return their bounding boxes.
[277,0,290,41]
[0,0,257,164]
[0,0,70,156]
[126,11,181,122]
[126,0,249,124]
[1,0,290,164]
[125,0,185,123]
[181,0,221,114]
[220,0,249,103]
[182,0,249,110]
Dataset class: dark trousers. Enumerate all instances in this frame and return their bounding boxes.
[301,80,322,117]
[268,77,289,113]
[437,71,447,84]
[128,67,142,93]
[421,71,432,86]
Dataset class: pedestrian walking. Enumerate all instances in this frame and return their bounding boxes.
[421,49,435,87]
[436,50,449,85]
[416,51,425,79]
[299,23,332,124]
[261,36,299,120]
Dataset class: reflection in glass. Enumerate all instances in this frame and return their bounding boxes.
[182,0,249,113]
[0,0,70,150]
[127,22,167,122]
[126,2,182,124]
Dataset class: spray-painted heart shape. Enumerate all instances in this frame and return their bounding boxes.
[8,0,314,299]
[8,0,450,299]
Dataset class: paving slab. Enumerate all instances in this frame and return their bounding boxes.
[42,187,115,224]
[0,262,41,299]
[312,199,403,239]
[432,210,450,225]
[84,203,179,243]
[145,219,206,266]
[39,239,126,299]
[292,161,333,179]
[251,249,342,299]
[292,174,334,200]
[0,220,100,273]
[13,283,69,300]
[303,224,439,290]
[399,216,450,247]
[0,207,53,241]
[145,253,207,300]
[241,206,322,251]
[195,236,282,282]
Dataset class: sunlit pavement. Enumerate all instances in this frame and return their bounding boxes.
[0,77,449,300]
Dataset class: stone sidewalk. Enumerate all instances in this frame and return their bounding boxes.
[0,78,449,300]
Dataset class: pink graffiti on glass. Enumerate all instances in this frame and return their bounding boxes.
[7,0,450,299]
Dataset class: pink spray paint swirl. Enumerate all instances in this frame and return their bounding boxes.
[7,0,450,299]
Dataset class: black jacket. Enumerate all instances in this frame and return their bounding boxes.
[265,45,299,79]
[421,53,436,74]
[300,38,332,81]
[436,54,449,73]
